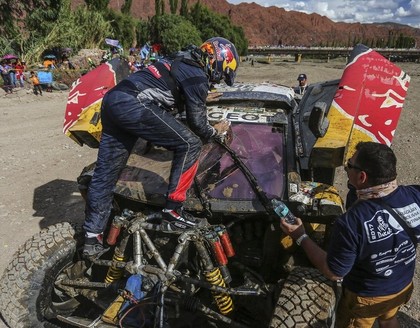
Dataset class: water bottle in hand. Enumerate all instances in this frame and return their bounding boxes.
[271,199,297,224]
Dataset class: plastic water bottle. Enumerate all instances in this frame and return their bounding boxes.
[271,199,297,224]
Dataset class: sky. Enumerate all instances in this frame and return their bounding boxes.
[226,0,420,28]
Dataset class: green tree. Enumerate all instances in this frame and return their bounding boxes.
[187,3,248,55]
[395,33,415,48]
[121,0,133,15]
[169,0,178,14]
[155,0,164,16]
[180,0,188,17]
[1,0,249,64]
[104,9,144,50]
[149,14,202,54]
[25,0,62,37]
[84,0,110,11]
[0,2,19,37]
[0,0,64,56]
[24,1,113,63]
[136,20,150,48]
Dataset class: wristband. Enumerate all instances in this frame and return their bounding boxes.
[295,233,309,246]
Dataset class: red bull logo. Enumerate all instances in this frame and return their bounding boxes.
[220,43,237,71]
[221,44,234,64]
[147,64,162,79]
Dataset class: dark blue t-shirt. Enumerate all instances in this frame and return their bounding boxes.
[327,185,420,296]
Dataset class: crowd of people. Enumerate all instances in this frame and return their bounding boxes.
[0,59,27,94]
[126,42,162,72]
[0,54,63,96]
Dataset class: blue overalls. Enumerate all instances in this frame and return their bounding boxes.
[84,59,216,234]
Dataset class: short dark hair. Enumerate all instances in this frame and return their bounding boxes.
[354,141,397,186]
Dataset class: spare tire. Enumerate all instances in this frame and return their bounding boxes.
[269,266,337,328]
[52,81,69,91]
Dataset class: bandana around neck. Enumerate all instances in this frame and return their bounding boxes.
[357,179,398,200]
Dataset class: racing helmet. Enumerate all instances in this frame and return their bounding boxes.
[200,37,239,86]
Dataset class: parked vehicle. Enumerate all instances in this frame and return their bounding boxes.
[0,44,410,328]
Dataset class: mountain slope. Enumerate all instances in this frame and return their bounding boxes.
[72,0,420,47]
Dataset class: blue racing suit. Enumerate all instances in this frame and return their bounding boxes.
[84,58,217,234]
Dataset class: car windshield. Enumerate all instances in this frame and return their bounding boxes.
[195,123,285,201]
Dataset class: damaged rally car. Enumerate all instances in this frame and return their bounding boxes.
[0,44,410,328]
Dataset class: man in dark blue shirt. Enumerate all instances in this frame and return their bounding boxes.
[83,37,239,257]
[294,73,308,95]
[280,141,419,327]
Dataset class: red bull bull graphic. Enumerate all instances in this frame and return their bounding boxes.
[313,44,410,162]
[220,43,238,72]
[64,62,117,135]
[64,58,130,147]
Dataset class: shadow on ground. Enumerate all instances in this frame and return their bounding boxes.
[33,179,85,229]
[397,312,420,327]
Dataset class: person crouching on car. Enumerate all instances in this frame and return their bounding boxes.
[82,37,239,257]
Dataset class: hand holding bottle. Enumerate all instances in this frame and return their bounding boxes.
[271,199,297,224]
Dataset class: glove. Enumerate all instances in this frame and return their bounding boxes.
[213,121,232,145]
[213,119,230,135]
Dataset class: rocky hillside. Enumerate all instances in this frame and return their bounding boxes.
[72,0,420,47]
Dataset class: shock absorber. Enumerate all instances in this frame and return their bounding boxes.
[104,252,126,284]
[107,215,126,246]
[105,228,131,284]
[214,225,235,258]
[206,231,228,266]
[206,230,232,283]
[205,268,234,315]
[104,211,134,283]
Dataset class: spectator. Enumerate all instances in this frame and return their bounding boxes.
[62,55,75,70]
[280,141,419,328]
[8,61,17,88]
[150,53,157,63]
[82,37,239,257]
[15,60,26,88]
[129,47,137,56]
[29,71,43,96]
[0,62,12,93]
[140,42,151,64]
[127,56,138,73]
[294,73,308,95]
[43,58,56,69]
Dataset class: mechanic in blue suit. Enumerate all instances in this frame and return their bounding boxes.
[83,37,239,257]
[280,141,420,328]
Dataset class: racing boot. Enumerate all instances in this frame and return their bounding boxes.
[83,233,109,258]
[162,207,208,230]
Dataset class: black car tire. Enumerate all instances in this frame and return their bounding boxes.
[0,222,84,328]
[269,266,336,328]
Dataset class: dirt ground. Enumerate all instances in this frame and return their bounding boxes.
[0,57,419,327]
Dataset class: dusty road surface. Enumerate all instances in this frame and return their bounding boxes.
[0,58,419,327]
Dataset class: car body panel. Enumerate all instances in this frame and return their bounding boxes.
[312,44,410,164]
[64,58,130,147]
[67,45,410,221]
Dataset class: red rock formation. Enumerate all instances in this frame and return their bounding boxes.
[72,0,420,47]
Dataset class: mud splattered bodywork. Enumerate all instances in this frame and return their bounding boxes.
[113,81,344,219]
[116,119,287,213]
[0,44,411,328]
[113,45,410,223]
